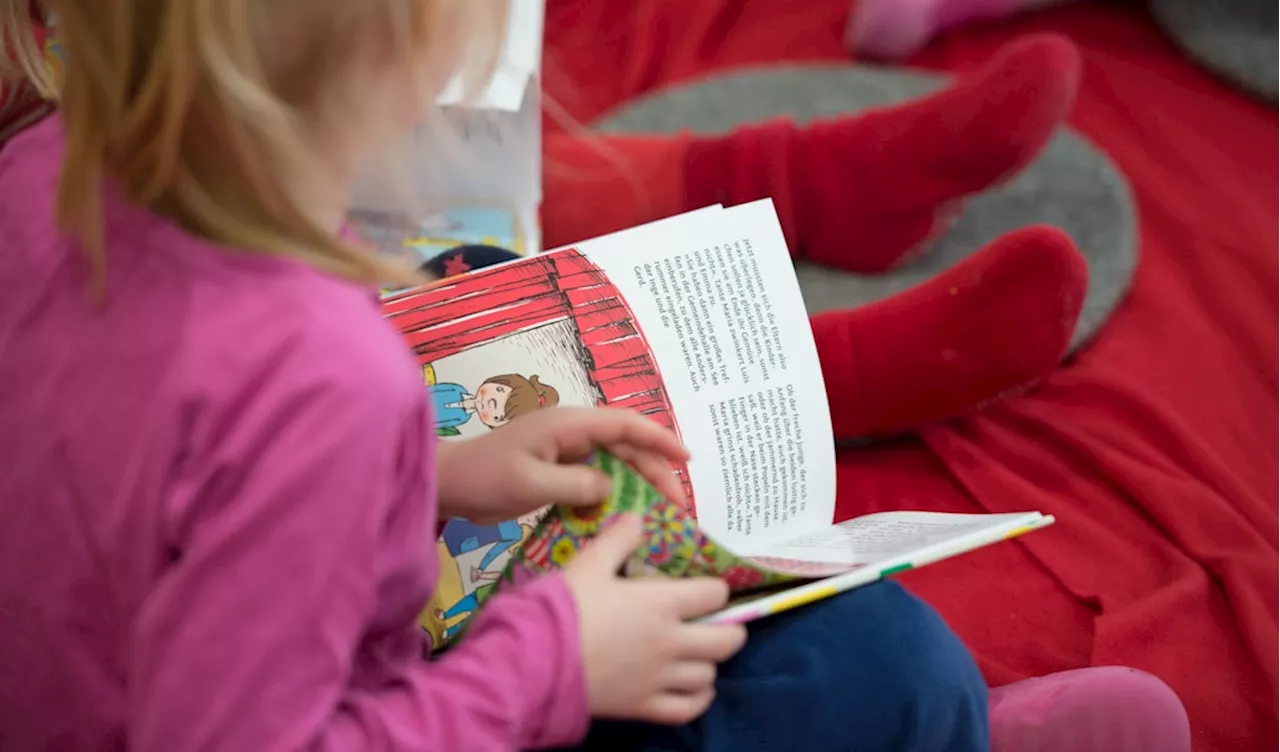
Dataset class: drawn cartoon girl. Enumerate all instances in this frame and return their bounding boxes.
[431,373,560,434]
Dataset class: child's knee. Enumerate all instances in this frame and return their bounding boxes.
[833,582,989,749]
[698,581,989,751]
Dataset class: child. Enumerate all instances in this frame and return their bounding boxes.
[0,2,988,750]
[0,3,1189,751]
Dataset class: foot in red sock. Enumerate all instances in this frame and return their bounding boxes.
[683,34,1082,273]
[812,226,1087,440]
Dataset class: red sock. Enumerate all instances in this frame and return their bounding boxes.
[813,225,1087,440]
[683,34,1082,273]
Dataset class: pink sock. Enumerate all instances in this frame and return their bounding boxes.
[848,0,1047,60]
[989,667,1191,751]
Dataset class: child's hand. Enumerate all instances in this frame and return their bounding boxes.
[436,407,690,524]
[564,515,748,725]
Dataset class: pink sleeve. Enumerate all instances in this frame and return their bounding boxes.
[330,577,590,751]
[127,336,588,751]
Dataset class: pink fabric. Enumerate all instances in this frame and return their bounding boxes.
[0,116,589,751]
[847,0,1067,59]
[990,667,1191,751]
[846,0,945,59]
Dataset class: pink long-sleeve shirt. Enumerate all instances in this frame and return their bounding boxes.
[0,117,589,751]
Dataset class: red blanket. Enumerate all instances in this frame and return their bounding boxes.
[544,2,1279,749]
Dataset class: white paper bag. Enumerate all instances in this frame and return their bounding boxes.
[349,0,545,263]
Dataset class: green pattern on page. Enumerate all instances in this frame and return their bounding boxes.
[503,451,799,593]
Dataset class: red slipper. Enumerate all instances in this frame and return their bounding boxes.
[811,225,1088,440]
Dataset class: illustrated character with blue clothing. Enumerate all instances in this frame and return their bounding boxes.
[431,372,560,436]
[435,519,536,640]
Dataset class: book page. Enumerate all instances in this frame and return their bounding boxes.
[754,511,1039,566]
[575,200,837,552]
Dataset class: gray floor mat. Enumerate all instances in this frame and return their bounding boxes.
[1151,0,1278,103]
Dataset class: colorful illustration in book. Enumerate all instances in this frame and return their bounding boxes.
[424,512,544,646]
[384,249,692,505]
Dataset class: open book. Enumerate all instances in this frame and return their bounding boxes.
[380,200,1053,650]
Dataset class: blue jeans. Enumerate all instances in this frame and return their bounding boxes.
[558,580,989,752]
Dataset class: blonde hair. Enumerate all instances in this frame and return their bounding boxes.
[0,2,51,93]
[0,0,507,296]
[0,1,53,140]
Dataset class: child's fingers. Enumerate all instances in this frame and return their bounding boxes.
[571,513,643,572]
[553,408,689,464]
[612,446,687,504]
[660,660,718,694]
[640,577,732,620]
[605,411,690,462]
[641,688,717,726]
[527,462,613,508]
[674,622,748,663]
